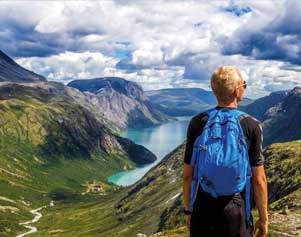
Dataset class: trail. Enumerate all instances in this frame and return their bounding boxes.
[17,201,54,237]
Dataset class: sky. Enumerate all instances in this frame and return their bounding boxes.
[0,0,300,99]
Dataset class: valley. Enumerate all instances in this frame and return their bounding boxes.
[0,49,300,237]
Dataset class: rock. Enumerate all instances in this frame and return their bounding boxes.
[283,205,290,215]
[137,233,148,237]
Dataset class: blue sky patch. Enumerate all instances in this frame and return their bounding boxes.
[224,5,252,16]
[114,49,131,59]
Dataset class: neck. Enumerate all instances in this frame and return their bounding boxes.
[217,100,238,108]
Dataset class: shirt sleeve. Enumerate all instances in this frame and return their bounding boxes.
[184,118,196,165]
[249,121,265,167]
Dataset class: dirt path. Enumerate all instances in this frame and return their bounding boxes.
[17,201,54,237]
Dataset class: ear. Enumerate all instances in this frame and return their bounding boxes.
[233,88,239,97]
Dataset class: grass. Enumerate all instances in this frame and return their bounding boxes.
[0,84,138,236]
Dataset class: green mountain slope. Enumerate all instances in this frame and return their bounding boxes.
[31,140,301,236]
[0,83,156,236]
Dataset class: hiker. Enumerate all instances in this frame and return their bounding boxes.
[182,66,268,237]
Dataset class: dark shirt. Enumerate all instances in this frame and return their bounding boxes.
[184,106,265,167]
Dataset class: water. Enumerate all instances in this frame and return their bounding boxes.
[108,116,192,186]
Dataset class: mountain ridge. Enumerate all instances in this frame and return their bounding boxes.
[68,77,175,129]
[0,50,46,83]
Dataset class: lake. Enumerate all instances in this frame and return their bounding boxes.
[107,116,193,186]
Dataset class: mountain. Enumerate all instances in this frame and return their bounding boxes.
[0,83,156,236]
[240,90,289,121]
[29,140,301,236]
[145,88,217,116]
[261,87,301,147]
[0,50,46,82]
[146,88,253,116]
[68,78,175,129]
[240,87,301,147]
[0,49,123,134]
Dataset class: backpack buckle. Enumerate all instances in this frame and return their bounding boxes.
[199,145,207,150]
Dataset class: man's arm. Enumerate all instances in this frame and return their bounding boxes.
[252,165,268,235]
[249,120,268,235]
[252,165,268,221]
[182,116,198,211]
[182,116,199,230]
[183,164,193,211]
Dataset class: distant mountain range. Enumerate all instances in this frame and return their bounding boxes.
[146,87,253,116]
[68,78,175,130]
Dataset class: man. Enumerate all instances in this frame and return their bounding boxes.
[182,66,268,237]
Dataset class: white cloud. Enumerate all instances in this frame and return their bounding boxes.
[1,0,300,99]
[16,51,118,81]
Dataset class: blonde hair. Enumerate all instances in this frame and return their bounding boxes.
[210,66,242,103]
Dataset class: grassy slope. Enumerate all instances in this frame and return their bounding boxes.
[0,84,145,236]
[32,140,301,237]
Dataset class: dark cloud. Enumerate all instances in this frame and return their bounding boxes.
[116,59,145,71]
[223,32,300,64]
[0,17,110,58]
[182,63,210,81]
[0,18,62,57]
[222,1,301,65]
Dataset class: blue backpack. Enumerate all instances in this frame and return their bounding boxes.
[189,107,252,225]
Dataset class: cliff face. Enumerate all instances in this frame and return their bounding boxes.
[68,78,175,129]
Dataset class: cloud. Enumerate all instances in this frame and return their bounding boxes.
[222,0,301,65]
[16,51,119,81]
[1,0,300,99]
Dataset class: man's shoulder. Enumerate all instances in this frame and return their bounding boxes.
[192,110,209,122]
[188,110,209,128]
[238,111,262,129]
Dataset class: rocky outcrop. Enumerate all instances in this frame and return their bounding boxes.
[68,78,175,129]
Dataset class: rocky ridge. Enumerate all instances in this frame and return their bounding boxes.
[68,78,175,129]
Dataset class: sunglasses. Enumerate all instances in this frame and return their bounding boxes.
[236,80,247,90]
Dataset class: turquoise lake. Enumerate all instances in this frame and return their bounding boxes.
[108,116,193,186]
